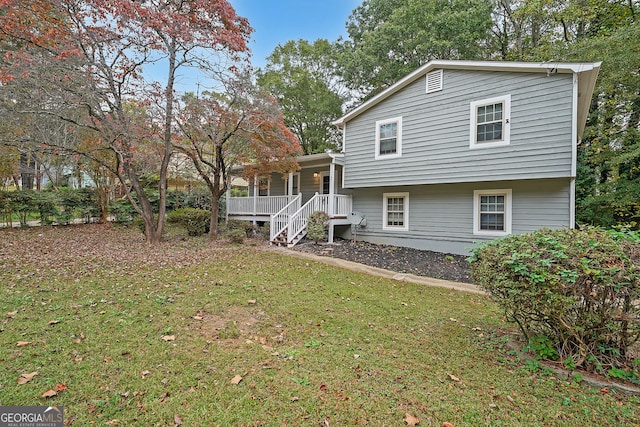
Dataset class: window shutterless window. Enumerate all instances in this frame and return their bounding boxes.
[383,192,409,231]
[470,95,511,148]
[473,189,512,235]
[375,117,402,159]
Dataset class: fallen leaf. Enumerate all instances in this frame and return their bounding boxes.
[230,375,243,385]
[447,374,460,382]
[17,371,38,385]
[290,396,299,402]
[442,423,454,427]
[42,389,58,398]
[7,311,17,318]
[162,335,176,342]
[248,299,256,304]
[404,413,420,426]
[141,370,151,378]
[449,318,458,322]
[174,414,183,425]
[48,320,60,325]
[56,384,68,392]
[16,341,31,347]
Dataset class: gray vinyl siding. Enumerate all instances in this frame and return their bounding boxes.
[350,178,571,255]
[344,69,575,188]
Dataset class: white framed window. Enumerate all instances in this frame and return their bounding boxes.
[258,177,270,196]
[375,117,402,159]
[470,95,511,149]
[383,192,409,231]
[285,172,300,195]
[426,69,443,93]
[473,189,512,236]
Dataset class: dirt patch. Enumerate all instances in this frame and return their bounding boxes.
[189,306,266,341]
[293,239,473,283]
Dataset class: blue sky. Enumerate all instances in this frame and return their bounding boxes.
[229,0,361,69]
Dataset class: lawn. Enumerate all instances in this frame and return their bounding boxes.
[1,224,638,426]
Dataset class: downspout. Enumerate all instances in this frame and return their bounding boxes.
[570,72,578,229]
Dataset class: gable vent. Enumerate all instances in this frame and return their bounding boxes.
[426,69,443,93]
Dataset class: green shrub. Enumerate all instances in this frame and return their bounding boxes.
[7,190,36,227]
[469,227,640,377]
[167,208,211,236]
[227,219,255,237]
[307,210,329,243]
[225,228,245,244]
[110,199,136,224]
[33,191,58,225]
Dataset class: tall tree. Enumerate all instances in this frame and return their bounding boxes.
[507,0,640,228]
[257,39,344,155]
[176,77,301,238]
[0,0,251,243]
[338,0,494,99]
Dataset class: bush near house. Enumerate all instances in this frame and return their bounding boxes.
[469,227,640,381]
[307,210,329,243]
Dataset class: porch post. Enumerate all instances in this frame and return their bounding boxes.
[329,163,335,215]
[287,172,293,200]
[328,163,336,244]
[253,175,258,215]
[225,182,230,223]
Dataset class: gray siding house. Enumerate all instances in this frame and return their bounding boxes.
[228,60,601,255]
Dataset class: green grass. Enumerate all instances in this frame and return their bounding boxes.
[1,224,638,426]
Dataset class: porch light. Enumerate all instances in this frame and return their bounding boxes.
[313,171,319,178]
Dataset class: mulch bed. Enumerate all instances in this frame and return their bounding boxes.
[292,238,473,283]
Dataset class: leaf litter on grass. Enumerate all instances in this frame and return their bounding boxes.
[0,224,638,426]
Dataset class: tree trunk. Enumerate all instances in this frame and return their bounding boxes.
[209,197,219,240]
[20,151,35,190]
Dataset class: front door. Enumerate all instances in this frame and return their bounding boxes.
[320,173,330,195]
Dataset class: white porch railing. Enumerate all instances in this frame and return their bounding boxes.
[228,195,298,215]
[269,193,303,242]
[275,193,352,247]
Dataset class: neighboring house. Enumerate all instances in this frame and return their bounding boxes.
[228,60,601,255]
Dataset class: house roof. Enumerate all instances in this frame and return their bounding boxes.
[332,60,601,141]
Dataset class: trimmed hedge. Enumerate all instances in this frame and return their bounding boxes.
[469,227,640,379]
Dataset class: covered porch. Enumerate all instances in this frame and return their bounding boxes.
[226,152,353,246]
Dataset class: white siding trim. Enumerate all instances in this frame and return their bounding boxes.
[426,69,443,93]
[473,189,512,236]
[375,116,403,160]
[571,73,578,177]
[570,178,576,228]
[469,95,511,149]
[383,192,409,231]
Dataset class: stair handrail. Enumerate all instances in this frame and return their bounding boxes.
[286,192,324,245]
[270,193,302,242]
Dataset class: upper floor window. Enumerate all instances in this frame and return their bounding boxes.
[383,192,409,231]
[375,117,402,159]
[473,189,512,235]
[470,95,511,149]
